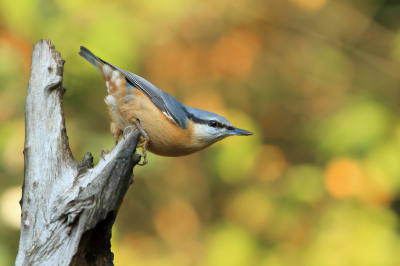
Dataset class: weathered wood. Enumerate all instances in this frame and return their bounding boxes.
[15,39,141,266]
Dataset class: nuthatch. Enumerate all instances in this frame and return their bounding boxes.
[79,46,253,165]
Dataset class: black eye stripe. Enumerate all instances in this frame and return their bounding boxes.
[210,121,231,129]
[186,113,232,129]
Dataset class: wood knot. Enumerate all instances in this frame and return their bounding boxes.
[77,152,94,176]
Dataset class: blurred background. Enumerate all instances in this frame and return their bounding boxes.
[1,0,400,265]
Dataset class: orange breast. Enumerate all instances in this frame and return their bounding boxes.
[118,88,204,157]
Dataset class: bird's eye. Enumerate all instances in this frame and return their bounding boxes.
[209,120,217,127]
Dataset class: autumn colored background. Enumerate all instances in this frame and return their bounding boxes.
[1,0,400,265]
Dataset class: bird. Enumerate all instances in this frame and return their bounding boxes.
[79,46,253,165]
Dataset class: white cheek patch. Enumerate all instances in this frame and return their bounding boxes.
[192,123,216,141]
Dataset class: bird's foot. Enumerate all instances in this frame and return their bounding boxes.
[100,149,109,160]
[137,136,149,166]
[122,126,135,138]
[137,149,148,166]
[123,122,150,166]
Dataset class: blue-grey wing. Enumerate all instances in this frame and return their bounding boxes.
[101,59,188,129]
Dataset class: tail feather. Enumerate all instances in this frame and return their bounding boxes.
[79,46,102,70]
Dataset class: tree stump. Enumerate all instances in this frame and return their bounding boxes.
[15,39,141,266]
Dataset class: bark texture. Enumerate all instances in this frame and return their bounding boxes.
[15,39,141,266]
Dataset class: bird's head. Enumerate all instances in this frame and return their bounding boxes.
[187,108,253,147]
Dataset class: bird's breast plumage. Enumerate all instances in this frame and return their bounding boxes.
[103,70,207,156]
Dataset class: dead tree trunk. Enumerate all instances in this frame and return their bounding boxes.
[15,39,141,266]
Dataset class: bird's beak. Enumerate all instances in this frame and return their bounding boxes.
[228,127,253,136]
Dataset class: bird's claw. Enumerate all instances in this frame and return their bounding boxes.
[137,148,148,166]
[100,149,110,160]
[122,126,135,139]
[137,155,148,166]
[123,123,149,166]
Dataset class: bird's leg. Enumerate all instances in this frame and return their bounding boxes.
[134,120,149,166]
[122,121,150,166]
[111,122,122,145]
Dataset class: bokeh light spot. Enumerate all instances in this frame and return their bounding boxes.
[325,158,365,198]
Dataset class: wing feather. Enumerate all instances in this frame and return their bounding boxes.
[101,60,180,125]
